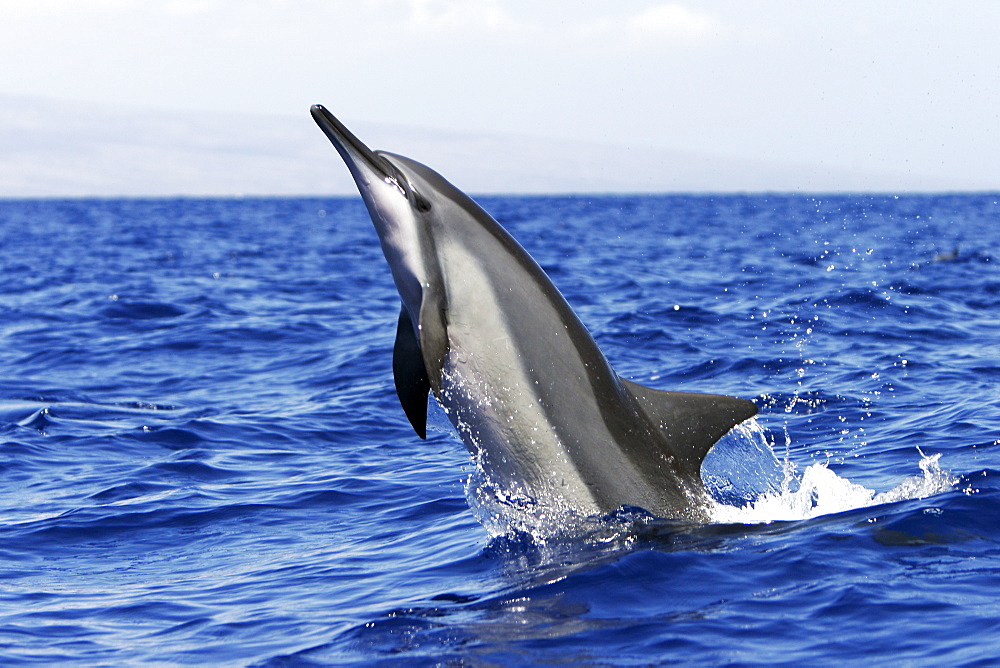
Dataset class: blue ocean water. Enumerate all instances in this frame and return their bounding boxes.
[0,194,997,665]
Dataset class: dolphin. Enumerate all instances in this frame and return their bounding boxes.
[311,105,757,522]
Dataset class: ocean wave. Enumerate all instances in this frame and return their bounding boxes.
[1,195,997,665]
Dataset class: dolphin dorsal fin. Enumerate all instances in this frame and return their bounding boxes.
[393,305,430,439]
[621,378,758,477]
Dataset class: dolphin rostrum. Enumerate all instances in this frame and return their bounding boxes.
[311,105,757,522]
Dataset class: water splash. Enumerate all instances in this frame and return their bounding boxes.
[466,415,959,538]
[701,417,787,506]
[709,442,958,525]
[464,456,593,542]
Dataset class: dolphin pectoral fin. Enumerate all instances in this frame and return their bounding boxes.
[393,305,430,439]
[621,378,758,477]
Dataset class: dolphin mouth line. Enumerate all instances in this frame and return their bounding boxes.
[310,104,394,181]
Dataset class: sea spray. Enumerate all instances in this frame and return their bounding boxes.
[709,444,959,525]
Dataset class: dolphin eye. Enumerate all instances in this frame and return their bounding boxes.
[413,192,432,213]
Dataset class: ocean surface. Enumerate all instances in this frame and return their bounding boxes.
[0,194,997,665]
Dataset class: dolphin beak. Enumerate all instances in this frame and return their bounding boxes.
[310,104,393,182]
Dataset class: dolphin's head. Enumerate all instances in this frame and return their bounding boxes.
[311,104,439,324]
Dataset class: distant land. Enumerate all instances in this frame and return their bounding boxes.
[0,94,981,197]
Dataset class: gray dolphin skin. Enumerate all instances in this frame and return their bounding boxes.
[310,104,757,522]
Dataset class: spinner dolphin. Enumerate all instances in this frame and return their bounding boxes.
[311,105,757,522]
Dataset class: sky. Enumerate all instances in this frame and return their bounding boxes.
[2,1,1000,193]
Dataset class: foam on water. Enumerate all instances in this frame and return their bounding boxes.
[709,447,959,524]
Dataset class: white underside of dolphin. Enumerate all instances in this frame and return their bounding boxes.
[311,105,757,522]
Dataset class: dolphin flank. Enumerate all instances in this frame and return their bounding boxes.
[310,104,757,522]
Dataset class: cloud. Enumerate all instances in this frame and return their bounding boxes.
[162,0,223,16]
[362,0,525,36]
[355,1,723,50]
[629,4,721,41]
[569,3,724,49]
[0,0,164,15]
[406,0,522,32]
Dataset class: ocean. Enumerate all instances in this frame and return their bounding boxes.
[0,194,997,665]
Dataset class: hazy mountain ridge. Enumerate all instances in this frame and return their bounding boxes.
[0,95,963,197]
